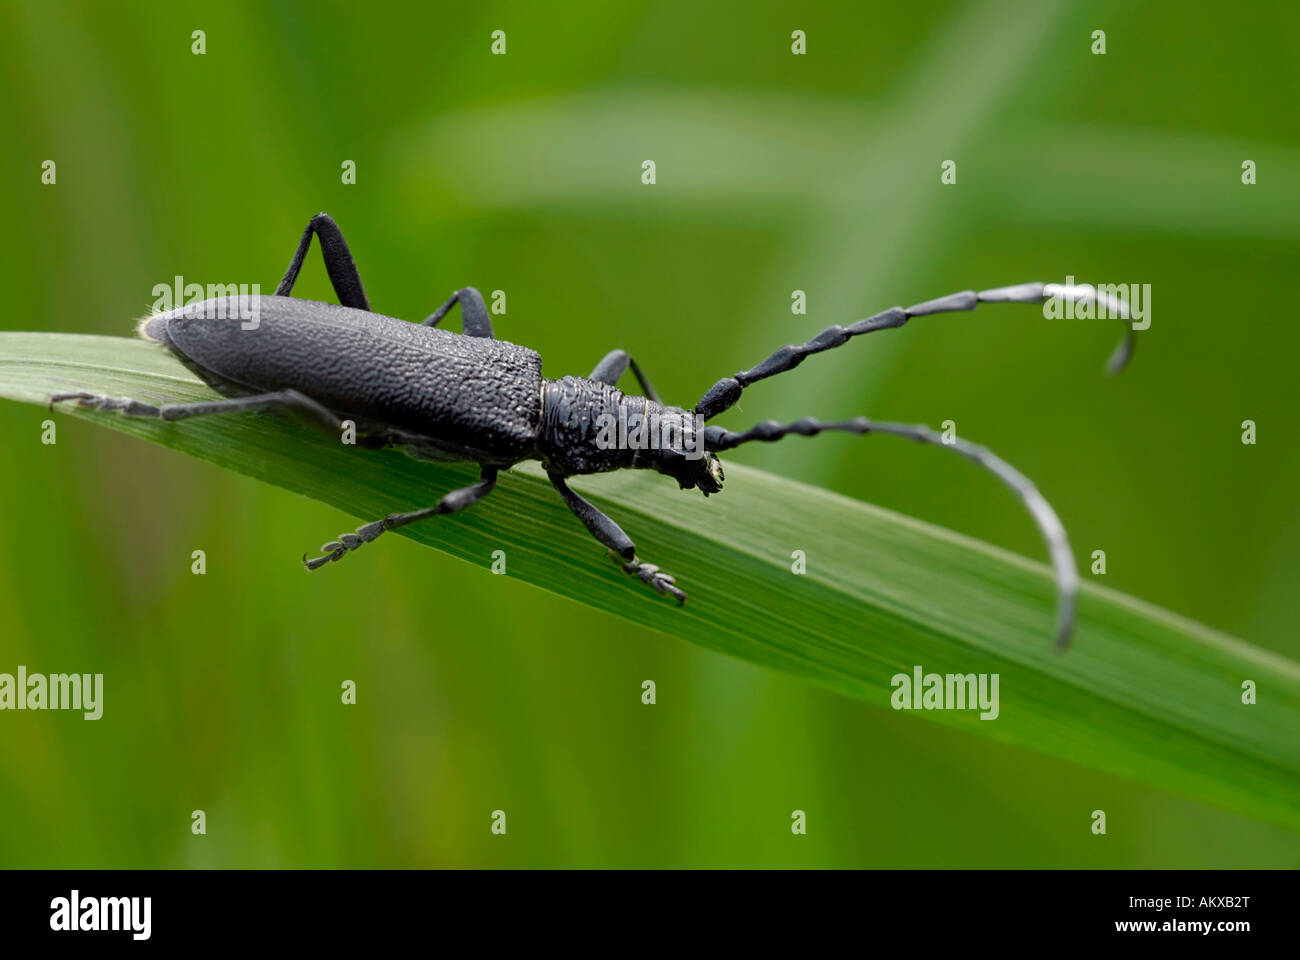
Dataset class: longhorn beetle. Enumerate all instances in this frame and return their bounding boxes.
[52,213,1135,650]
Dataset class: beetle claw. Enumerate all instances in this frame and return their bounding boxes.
[303,537,350,570]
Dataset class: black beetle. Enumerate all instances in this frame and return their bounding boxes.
[53,213,1134,649]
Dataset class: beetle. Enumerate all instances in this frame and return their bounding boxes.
[52,213,1134,649]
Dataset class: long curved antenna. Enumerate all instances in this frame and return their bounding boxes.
[695,281,1136,421]
[705,417,1079,651]
[1038,282,1136,376]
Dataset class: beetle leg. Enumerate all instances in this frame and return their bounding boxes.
[548,473,686,603]
[588,350,662,403]
[49,391,165,418]
[274,212,370,310]
[421,287,493,339]
[693,282,1136,420]
[303,467,499,570]
[50,388,342,431]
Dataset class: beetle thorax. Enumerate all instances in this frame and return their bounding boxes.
[539,376,713,484]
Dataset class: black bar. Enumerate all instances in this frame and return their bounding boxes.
[0,869,1288,946]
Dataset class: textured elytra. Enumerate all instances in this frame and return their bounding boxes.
[145,296,544,460]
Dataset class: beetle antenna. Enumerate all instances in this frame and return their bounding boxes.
[694,282,1136,421]
[705,417,1078,651]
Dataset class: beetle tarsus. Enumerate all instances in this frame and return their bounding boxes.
[622,557,688,604]
[50,391,162,417]
[302,469,499,571]
[302,551,341,571]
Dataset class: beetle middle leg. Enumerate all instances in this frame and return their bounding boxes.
[304,467,499,569]
[548,473,686,603]
[421,287,494,339]
[588,350,662,403]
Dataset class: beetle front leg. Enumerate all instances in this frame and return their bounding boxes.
[548,473,686,603]
[304,467,499,569]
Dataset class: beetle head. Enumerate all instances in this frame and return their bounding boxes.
[656,448,725,496]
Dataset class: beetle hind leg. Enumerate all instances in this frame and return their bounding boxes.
[50,388,342,432]
[304,467,499,569]
[275,213,370,310]
[49,392,163,417]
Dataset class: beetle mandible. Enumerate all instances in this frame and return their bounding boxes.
[53,213,1135,649]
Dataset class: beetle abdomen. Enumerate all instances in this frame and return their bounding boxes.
[144,297,543,460]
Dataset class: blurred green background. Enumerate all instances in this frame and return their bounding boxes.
[1,0,1297,867]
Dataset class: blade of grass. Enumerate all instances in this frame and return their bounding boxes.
[3,331,1298,831]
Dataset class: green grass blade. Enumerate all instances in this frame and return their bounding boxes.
[3,331,1298,831]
